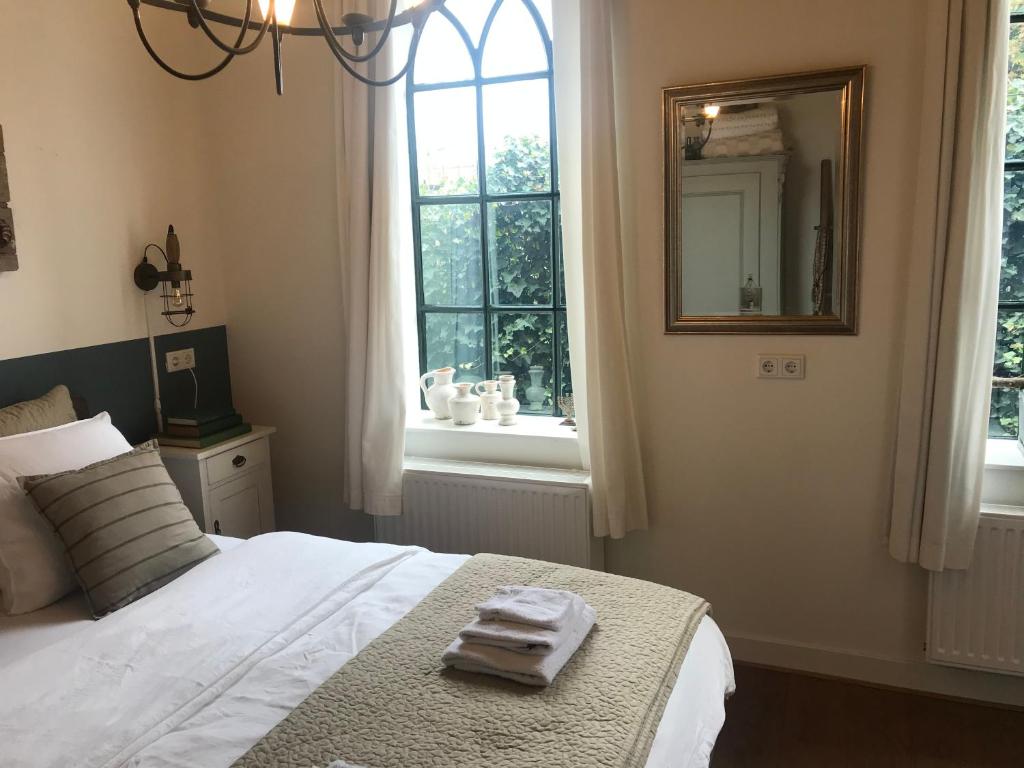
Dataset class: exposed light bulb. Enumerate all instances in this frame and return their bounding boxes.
[257,0,296,26]
[702,104,721,119]
[171,287,185,308]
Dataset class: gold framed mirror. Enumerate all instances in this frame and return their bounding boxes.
[663,67,865,334]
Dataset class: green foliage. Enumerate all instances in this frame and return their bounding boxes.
[417,134,570,411]
[992,24,1024,437]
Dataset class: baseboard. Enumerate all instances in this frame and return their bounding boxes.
[726,632,1024,708]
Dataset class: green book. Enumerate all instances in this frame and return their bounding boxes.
[158,423,252,449]
[164,413,243,438]
[165,407,237,427]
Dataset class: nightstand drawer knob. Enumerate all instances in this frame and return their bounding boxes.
[232,455,247,469]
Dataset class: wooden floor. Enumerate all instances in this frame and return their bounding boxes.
[711,664,1024,767]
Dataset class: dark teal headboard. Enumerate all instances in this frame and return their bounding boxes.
[0,325,233,444]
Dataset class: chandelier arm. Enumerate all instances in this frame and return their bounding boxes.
[312,0,399,64]
[137,0,434,38]
[129,0,244,81]
[189,0,273,56]
[317,8,424,88]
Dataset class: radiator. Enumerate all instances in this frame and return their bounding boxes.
[927,507,1024,676]
[375,459,601,570]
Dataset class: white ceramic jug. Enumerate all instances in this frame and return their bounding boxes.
[449,382,481,426]
[419,367,457,419]
[475,380,501,420]
[496,374,520,426]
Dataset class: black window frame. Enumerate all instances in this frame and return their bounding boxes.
[1000,12,1024,316]
[992,11,1024,437]
[406,0,567,416]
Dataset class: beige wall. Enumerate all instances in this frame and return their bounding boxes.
[609,0,1020,702]
[0,1,227,361]
[196,4,372,540]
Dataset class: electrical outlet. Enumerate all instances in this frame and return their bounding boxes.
[757,356,779,378]
[165,348,195,373]
[780,355,806,379]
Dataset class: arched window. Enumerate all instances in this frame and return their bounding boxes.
[408,0,570,416]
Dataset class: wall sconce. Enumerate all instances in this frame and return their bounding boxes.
[683,104,720,161]
[133,225,195,327]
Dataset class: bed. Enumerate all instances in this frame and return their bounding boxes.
[0,389,734,767]
[0,531,735,768]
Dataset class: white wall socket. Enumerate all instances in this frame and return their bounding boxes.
[757,356,779,377]
[780,355,805,379]
[757,354,805,379]
[166,348,195,373]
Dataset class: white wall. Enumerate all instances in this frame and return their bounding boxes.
[0,1,227,361]
[609,0,1021,703]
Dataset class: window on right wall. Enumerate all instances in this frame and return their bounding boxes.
[991,8,1024,439]
[406,0,572,418]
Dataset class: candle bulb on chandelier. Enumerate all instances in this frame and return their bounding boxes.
[257,0,296,26]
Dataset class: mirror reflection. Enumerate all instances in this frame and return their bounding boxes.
[664,68,864,333]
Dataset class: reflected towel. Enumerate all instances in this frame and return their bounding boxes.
[443,604,597,687]
[475,585,581,630]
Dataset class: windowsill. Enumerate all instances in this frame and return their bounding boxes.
[984,437,1024,470]
[982,437,1024,506]
[404,410,583,470]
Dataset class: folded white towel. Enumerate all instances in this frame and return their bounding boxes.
[475,585,580,630]
[459,617,562,655]
[443,603,597,686]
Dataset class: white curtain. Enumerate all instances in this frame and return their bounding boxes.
[553,0,648,538]
[336,0,412,517]
[889,0,1008,570]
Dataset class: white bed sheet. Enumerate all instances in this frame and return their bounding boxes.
[0,532,734,768]
[0,535,244,669]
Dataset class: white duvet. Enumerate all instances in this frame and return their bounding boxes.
[0,532,734,768]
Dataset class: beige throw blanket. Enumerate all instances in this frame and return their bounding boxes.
[235,554,710,768]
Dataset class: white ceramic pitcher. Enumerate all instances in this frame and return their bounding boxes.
[419,367,457,419]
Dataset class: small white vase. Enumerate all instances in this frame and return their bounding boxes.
[476,380,501,421]
[419,367,457,420]
[449,382,480,426]
[496,375,520,426]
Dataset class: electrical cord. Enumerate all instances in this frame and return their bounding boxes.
[189,367,199,410]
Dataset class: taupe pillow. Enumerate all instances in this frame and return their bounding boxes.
[20,441,219,617]
[0,385,78,438]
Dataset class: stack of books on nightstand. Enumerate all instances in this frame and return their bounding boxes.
[157,407,251,449]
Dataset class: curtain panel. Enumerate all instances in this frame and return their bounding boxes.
[553,0,649,538]
[888,0,1008,570]
[337,0,411,517]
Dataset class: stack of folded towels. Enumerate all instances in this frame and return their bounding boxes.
[442,585,596,687]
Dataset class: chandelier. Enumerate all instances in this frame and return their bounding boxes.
[126,0,446,94]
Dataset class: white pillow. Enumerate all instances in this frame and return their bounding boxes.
[0,413,133,614]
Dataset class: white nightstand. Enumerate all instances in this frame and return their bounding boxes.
[160,426,276,538]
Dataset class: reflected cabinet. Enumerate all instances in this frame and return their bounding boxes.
[664,67,865,334]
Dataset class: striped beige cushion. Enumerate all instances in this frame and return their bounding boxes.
[20,441,218,617]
